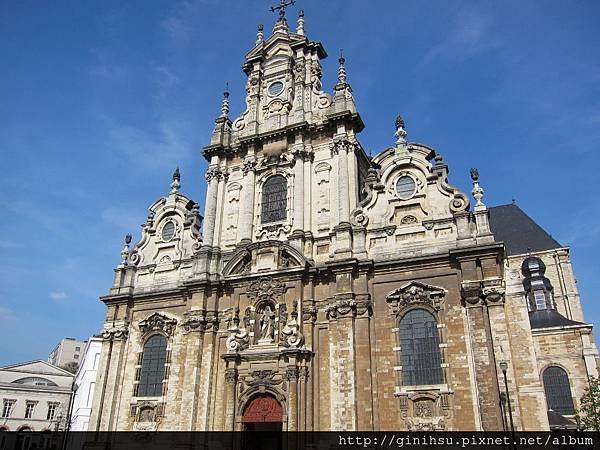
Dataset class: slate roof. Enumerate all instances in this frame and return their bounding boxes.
[488,204,562,256]
[529,309,585,329]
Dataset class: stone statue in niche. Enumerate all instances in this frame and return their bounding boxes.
[259,305,276,343]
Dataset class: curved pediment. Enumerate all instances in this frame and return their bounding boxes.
[223,240,311,278]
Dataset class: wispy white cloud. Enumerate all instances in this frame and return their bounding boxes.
[418,12,492,68]
[101,206,145,232]
[107,119,192,169]
[49,291,67,301]
[89,48,129,81]
[154,65,180,88]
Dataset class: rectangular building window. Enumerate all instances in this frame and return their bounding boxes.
[75,347,80,351]
[1,400,15,418]
[74,354,79,359]
[47,402,59,420]
[25,402,35,419]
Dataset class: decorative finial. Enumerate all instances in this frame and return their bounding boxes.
[337,49,347,85]
[470,167,479,181]
[470,167,486,211]
[256,24,264,44]
[512,196,516,205]
[395,114,407,145]
[296,10,305,35]
[170,167,181,194]
[270,0,295,22]
[120,234,131,267]
[219,85,230,118]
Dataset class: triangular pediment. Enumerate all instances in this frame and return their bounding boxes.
[246,32,306,60]
[1,360,73,377]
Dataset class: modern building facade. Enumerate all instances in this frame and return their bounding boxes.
[89,6,599,431]
[0,361,73,431]
[48,338,87,370]
[71,337,102,431]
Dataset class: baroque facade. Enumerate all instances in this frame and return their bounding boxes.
[89,7,599,431]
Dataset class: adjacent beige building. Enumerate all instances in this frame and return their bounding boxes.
[89,7,599,431]
[48,338,87,369]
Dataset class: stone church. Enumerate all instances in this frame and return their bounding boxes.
[89,5,599,432]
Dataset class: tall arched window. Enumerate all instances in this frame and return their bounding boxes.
[261,175,287,223]
[543,366,575,415]
[138,334,167,397]
[399,309,443,386]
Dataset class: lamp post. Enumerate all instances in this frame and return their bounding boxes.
[499,392,508,432]
[500,360,515,435]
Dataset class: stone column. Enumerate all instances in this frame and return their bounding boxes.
[336,142,350,224]
[224,368,238,431]
[298,367,308,431]
[212,169,228,247]
[97,321,129,431]
[303,154,312,232]
[292,153,305,233]
[462,285,504,431]
[203,167,220,247]
[287,366,300,431]
[239,158,256,244]
[179,309,207,430]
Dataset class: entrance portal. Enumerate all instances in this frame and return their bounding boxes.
[242,394,283,449]
[242,393,283,431]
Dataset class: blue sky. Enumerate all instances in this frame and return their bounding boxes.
[1,0,599,366]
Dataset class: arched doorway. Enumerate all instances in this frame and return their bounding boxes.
[242,393,283,431]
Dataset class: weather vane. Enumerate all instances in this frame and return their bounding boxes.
[270,0,295,21]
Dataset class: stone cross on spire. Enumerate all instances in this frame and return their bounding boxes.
[270,0,295,22]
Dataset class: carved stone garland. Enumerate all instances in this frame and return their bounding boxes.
[139,312,178,337]
[386,281,447,315]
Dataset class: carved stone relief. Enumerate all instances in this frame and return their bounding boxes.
[386,282,447,315]
[139,313,177,337]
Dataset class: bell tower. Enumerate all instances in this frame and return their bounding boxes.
[200,3,370,274]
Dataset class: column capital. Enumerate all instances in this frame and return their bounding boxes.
[286,366,300,381]
[225,368,238,384]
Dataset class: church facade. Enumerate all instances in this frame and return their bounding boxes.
[89,7,599,431]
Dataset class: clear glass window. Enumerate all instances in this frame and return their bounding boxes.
[395,176,416,200]
[534,291,547,310]
[161,221,176,242]
[24,403,35,419]
[268,81,284,96]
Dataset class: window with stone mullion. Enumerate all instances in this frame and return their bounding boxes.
[261,175,287,223]
[138,335,167,397]
[399,309,443,386]
[543,366,575,415]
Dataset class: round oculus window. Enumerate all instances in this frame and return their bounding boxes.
[268,81,284,96]
[395,175,417,200]
[161,221,176,242]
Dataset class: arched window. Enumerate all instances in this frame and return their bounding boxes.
[399,309,443,386]
[138,334,167,397]
[543,366,575,415]
[261,175,287,223]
